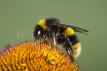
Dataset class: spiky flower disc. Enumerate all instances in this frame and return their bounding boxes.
[0,41,80,71]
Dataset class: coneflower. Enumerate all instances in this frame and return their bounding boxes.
[0,41,80,71]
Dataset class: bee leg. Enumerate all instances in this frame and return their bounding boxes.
[69,54,74,62]
[52,36,57,47]
[64,38,75,62]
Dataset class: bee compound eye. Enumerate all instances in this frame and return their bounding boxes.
[38,31,41,35]
[37,30,45,38]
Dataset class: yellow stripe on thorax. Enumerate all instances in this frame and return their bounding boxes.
[64,27,74,36]
[38,19,47,29]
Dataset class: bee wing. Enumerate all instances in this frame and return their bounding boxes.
[59,24,89,35]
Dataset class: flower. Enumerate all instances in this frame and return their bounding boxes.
[0,41,80,71]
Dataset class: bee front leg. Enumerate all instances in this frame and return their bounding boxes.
[63,38,75,62]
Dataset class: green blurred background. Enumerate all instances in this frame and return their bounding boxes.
[0,0,107,71]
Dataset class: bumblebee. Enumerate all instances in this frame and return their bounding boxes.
[33,18,88,62]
